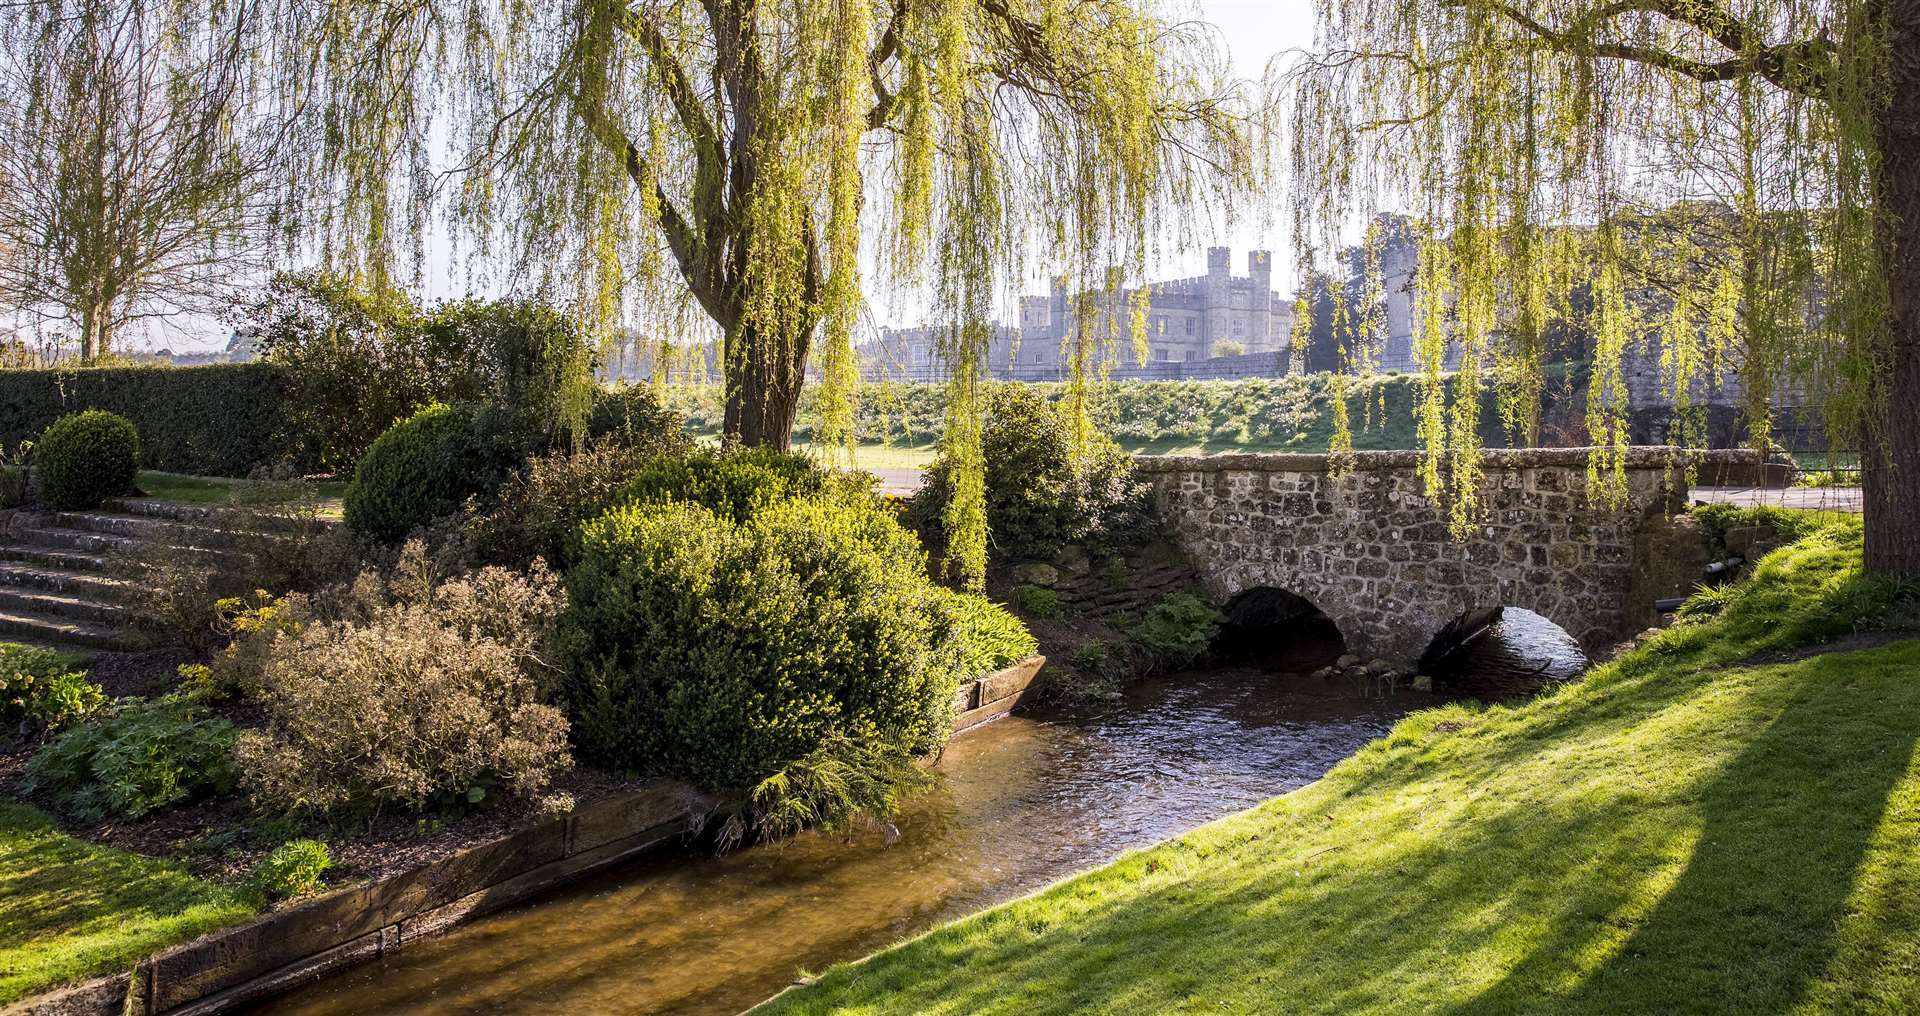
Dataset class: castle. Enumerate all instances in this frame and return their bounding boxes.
[861,248,1295,381]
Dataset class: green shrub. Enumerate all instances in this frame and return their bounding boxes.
[250,839,330,900]
[0,645,103,732]
[344,404,523,541]
[613,446,828,522]
[0,363,296,477]
[237,547,572,815]
[1689,503,1839,545]
[565,497,962,790]
[588,385,687,448]
[1012,584,1061,619]
[26,697,238,821]
[176,593,313,701]
[35,410,139,509]
[910,386,1157,564]
[1128,591,1224,669]
[936,589,1039,681]
[0,441,28,508]
[1056,639,1134,705]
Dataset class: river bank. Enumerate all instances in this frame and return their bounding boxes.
[758,519,1920,1015]
[249,666,1445,1015]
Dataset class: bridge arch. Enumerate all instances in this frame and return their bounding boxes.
[1214,586,1346,671]
[1419,605,1589,697]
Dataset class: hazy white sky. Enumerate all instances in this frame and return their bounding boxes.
[1068,1,1320,299]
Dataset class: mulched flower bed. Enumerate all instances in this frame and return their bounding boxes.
[0,649,665,899]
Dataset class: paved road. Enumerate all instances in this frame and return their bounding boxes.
[1691,485,1863,513]
[868,467,926,497]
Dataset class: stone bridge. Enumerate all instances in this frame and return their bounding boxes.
[1136,447,1725,667]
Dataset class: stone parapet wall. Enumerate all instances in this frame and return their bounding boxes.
[1138,447,1717,664]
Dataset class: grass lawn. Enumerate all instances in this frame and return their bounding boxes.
[761,521,1920,1015]
[135,471,236,504]
[134,471,349,510]
[0,802,255,1005]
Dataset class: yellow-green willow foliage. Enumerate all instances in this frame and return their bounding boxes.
[1288,0,1893,537]
[173,0,1258,584]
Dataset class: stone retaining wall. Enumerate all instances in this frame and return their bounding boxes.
[6,656,1048,1016]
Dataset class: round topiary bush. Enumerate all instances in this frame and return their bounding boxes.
[343,403,522,542]
[36,410,140,509]
[612,445,828,522]
[564,495,964,790]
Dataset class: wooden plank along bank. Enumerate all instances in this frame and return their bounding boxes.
[6,656,1048,1016]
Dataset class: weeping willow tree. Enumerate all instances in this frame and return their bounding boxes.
[1290,0,1920,577]
[173,0,1257,581]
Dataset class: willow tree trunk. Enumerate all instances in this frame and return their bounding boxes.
[722,318,811,450]
[1865,0,1920,579]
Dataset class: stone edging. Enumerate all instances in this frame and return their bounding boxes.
[1132,445,1758,475]
[4,655,1049,1016]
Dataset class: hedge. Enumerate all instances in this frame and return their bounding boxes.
[0,364,300,477]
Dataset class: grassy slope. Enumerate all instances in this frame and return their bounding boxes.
[762,522,1920,1015]
[0,803,254,1005]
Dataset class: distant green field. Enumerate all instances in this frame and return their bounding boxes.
[669,371,1563,471]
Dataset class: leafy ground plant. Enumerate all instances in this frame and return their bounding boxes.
[25,696,238,821]
[760,517,1920,1016]
[0,644,102,733]
[1127,590,1224,669]
[248,839,330,901]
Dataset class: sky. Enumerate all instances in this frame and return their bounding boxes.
[128,1,1321,352]
[1171,0,1319,271]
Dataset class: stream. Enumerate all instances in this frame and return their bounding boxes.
[252,666,1448,1016]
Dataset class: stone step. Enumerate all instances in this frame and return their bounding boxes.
[14,525,129,554]
[0,543,112,572]
[0,605,130,650]
[0,585,129,624]
[49,510,249,546]
[0,561,147,601]
[100,498,320,534]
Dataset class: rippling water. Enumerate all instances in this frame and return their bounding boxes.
[252,669,1443,1016]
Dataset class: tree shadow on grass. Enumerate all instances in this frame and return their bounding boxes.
[1452,643,1920,1015]
[757,644,1920,1016]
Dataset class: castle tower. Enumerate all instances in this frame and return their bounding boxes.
[1248,250,1273,352]
[1204,246,1232,345]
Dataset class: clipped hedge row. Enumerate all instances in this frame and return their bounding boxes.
[0,363,300,477]
[0,363,687,481]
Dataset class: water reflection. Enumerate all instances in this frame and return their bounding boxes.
[254,669,1443,1016]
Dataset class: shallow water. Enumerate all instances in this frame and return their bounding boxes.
[253,668,1444,1016]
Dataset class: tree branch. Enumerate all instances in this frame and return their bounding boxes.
[866,0,907,129]
[1443,0,1834,99]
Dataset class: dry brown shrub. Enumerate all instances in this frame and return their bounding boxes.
[236,543,571,816]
